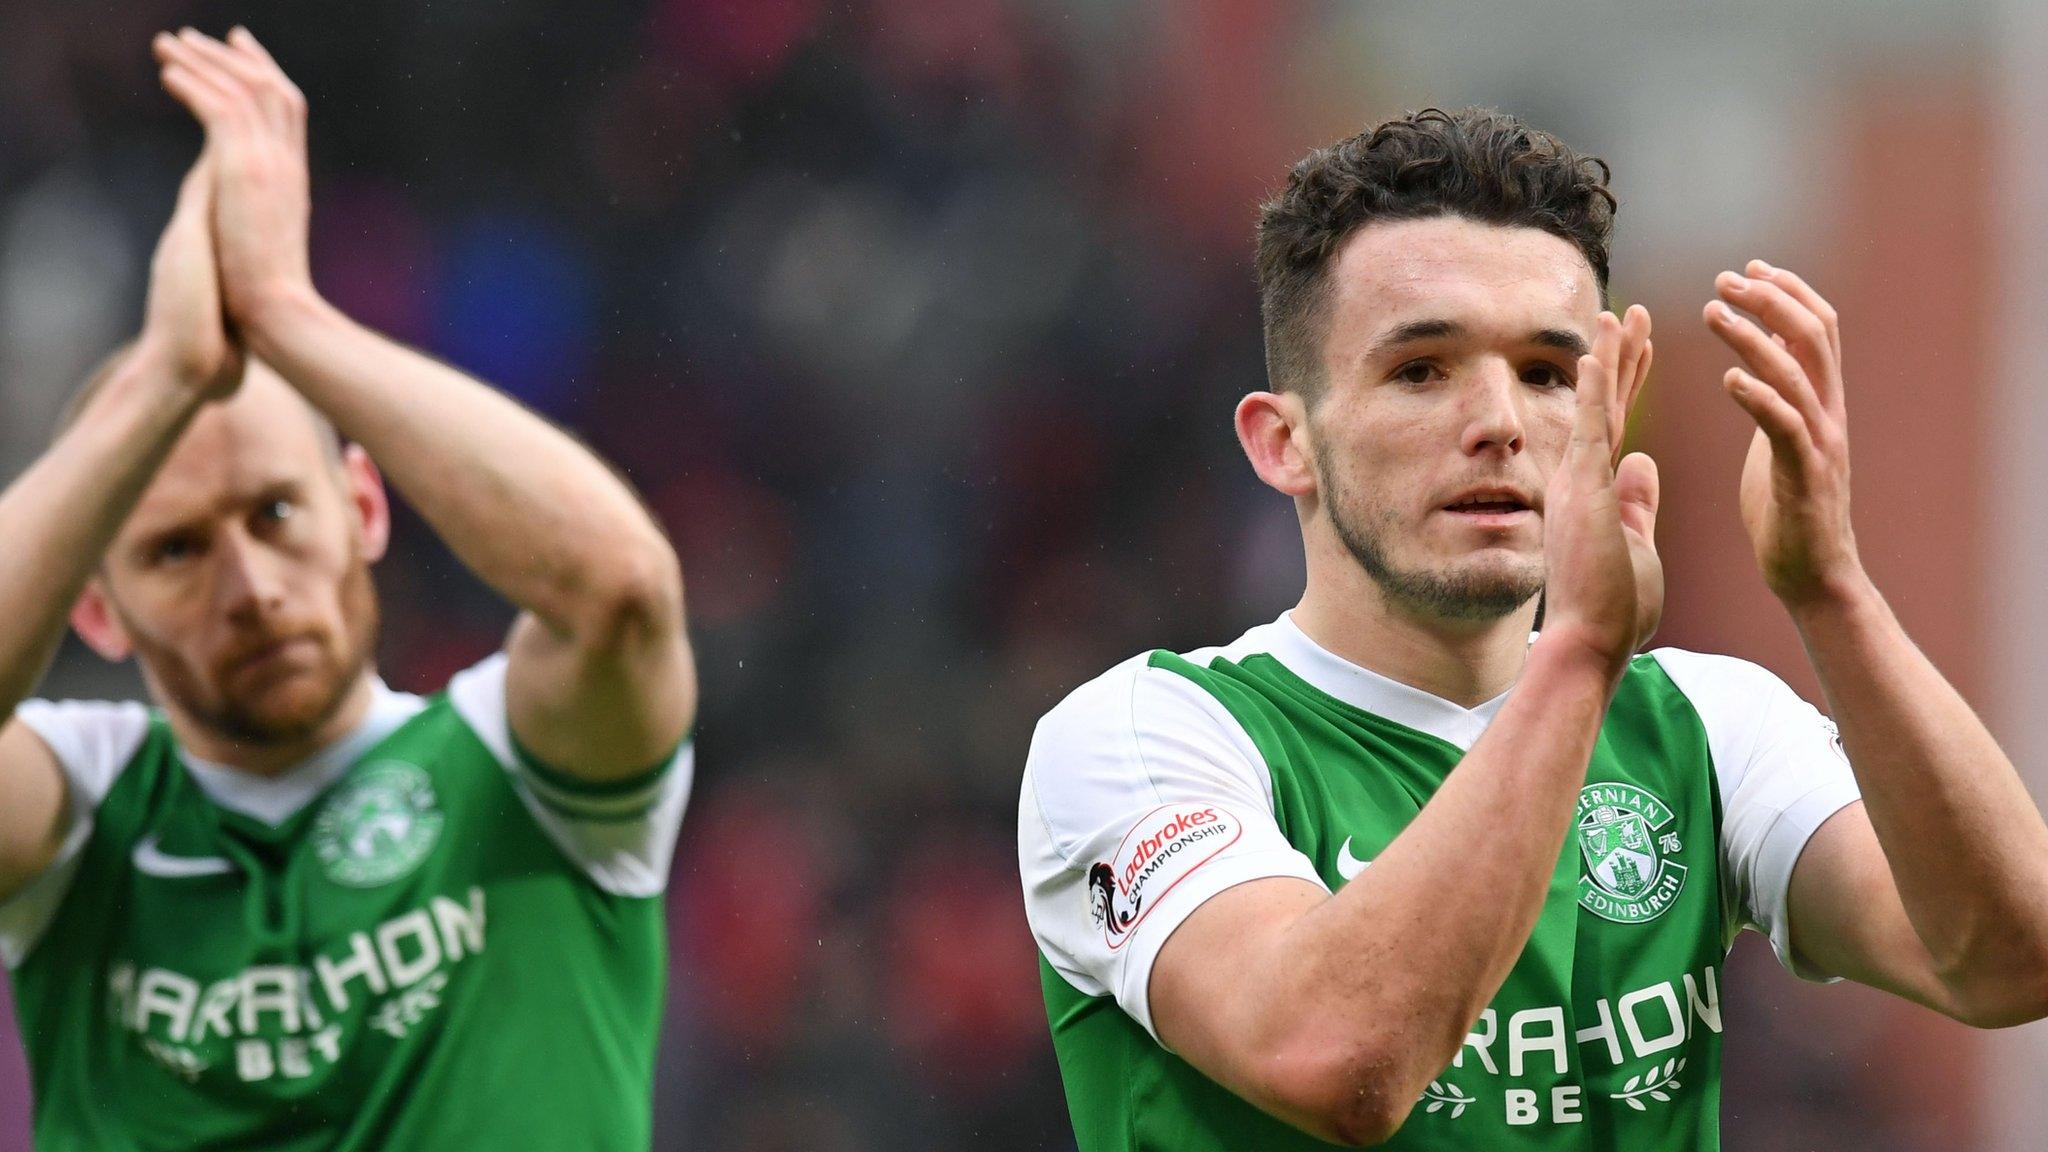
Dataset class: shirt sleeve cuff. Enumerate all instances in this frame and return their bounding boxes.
[1757,781,1863,982]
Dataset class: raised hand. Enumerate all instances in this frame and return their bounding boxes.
[151,27,315,330]
[1703,261,1862,610]
[1540,306,1663,673]
[140,150,243,400]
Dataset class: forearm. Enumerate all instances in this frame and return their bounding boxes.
[243,289,679,636]
[1266,638,1618,1098]
[0,345,207,708]
[1792,575,2048,990]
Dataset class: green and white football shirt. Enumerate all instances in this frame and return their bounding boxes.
[1018,614,1860,1151]
[0,654,692,1151]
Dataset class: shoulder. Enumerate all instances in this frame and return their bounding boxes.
[430,652,692,898]
[12,698,156,806]
[1641,647,1815,751]
[1027,650,1261,782]
[441,652,516,760]
[1032,646,1256,742]
[1642,646,1844,800]
[1643,646,1797,704]
[1023,650,1271,864]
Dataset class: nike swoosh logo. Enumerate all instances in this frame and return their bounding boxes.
[1337,837,1373,881]
[132,835,234,879]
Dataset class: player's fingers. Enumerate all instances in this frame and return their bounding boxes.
[1722,366,1811,461]
[224,27,308,144]
[1703,298,1827,434]
[162,29,245,92]
[1607,307,1644,430]
[1717,272,1834,400]
[1572,312,1622,465]
[1615,305,1648,403]
[158,60,236,126]
[176,29,283,114]
[1628,338,1654,415]
[208,26,308,127]
[227,25,299,96]
[1747,260,1841,364]
[1615,451,1660,538]
[157,34,246,110]
[228,26,282,69]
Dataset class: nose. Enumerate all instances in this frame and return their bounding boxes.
[214,528,289,624]
[1459,360,1526,458]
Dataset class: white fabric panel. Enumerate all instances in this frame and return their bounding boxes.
[1650,647,1863,981]
[1,700,151,966]
[1019,652,1325,1043]
[447,653,694,899]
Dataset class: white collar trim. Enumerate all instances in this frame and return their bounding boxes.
[1216,612,1511,751]
[180,677,427,826]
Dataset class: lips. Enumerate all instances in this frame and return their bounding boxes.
[228,634,318,674]
[1441,488,1536,516]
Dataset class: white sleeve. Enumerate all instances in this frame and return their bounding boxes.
[1,699,152,967]
[1650,648,1861,981]
[1019,653,1326,1044]
[446,653,693,899]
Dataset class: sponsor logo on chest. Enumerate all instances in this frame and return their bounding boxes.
[110,887,488,1085]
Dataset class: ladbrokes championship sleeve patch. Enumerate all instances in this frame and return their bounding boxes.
[1088,804,1242,951]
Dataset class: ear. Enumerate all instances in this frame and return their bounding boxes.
[340,444,391,564]
[1234,390,1318,499]
[69,578,134,662]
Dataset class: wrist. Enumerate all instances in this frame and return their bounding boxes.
[235,280,334,358]
[1784,567,1886,634]
[1526,628,1631,692]
[79,336,218,435]
[124,332,224,404]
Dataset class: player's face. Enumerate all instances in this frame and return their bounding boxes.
[1302,216,1602,619]
[90,364,387,746]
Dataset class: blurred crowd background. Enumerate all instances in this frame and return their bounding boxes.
[4,0,2047,1149]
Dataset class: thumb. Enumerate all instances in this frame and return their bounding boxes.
[174,149,214,220]
[1615,451,1660,539]
[156,150,216,257]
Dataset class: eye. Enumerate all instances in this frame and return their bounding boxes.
[149,533,205,567]
[258,498,297,525]
[1520,362,1573,389]
[1393,360,1443,386]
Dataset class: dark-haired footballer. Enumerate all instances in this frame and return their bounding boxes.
[1019,108,2048,1149]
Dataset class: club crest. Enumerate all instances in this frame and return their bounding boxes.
[313,760,445,888]
[1576,782,1686,924]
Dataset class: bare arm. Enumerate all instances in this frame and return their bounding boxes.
[0,156,242,900]
[1152,308,1662,1145]
[1708,262,2048,1026]
[1151,642,1625,1144]
[1784,595,2048,1025]
[156,28,694,781]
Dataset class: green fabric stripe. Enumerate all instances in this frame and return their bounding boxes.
[520,779,662,824]
[508,728,683,798]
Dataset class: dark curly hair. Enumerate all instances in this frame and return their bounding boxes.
[1255,107,1616,398]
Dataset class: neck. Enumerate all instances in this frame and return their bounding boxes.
[163,672,379,777]
[1292,547,1538,710]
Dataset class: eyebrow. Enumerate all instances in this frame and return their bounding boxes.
[1366,318,1590,361]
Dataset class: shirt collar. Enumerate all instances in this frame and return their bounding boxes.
[1235,612,1513,751]
[179,676,426,825]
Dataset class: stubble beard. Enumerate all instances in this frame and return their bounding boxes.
[132,559,381,749]
[1317,453,1543,622]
